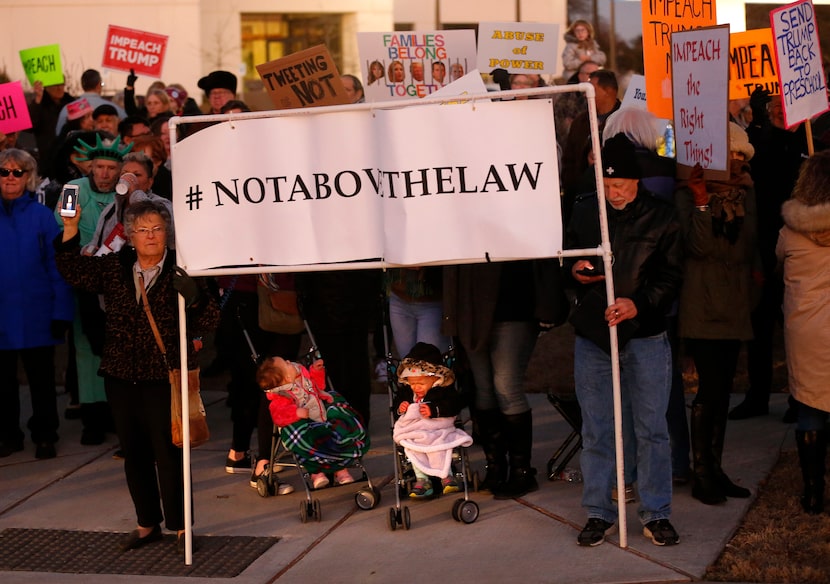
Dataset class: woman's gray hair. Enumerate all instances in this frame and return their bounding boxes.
[122,151,154,179]
[602,107,662,152]
[124,199,172,238]
[0,148,39,191]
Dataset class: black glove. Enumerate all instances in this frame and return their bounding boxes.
[126,68,137,88]
[172,266,201,307]
[491,68,510,91]
[50,319,72,340]
[749,87,771,126]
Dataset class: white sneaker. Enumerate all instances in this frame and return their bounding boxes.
[276,482,295,495]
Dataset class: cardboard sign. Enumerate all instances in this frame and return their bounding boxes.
[622,75,648,109]
[102,25,168,77]
[671,25,730,175]
[357,30,477,102]
[641,0,716,119]
[0,81,34,134]
[770,0,829,128]
[729,29,779,99]
[19,44,64,86]
[476,22,560,75]
[256,45,350,110]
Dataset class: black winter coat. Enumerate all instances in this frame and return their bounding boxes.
[565,189,683,338]
[54,234,219,381]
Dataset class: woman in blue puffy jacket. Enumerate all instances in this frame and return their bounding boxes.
[0,148,73,459]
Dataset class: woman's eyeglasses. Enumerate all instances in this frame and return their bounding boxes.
[0,168,27,178]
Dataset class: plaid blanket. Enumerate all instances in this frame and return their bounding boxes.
[280,392,369,473]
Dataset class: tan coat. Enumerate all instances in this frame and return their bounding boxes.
[777,198,830,413]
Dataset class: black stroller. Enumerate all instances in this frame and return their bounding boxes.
[243,319,380,522]
[384,338,479,530]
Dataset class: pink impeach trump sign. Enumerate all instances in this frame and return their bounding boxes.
[0,81,33,134]
[102,24,168,78]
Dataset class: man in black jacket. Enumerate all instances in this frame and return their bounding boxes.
[566,134,683,547]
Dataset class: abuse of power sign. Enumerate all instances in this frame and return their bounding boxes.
[102,25,168,77]
[769,0,828,128]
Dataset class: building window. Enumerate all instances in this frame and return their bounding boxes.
[241,13,343,81]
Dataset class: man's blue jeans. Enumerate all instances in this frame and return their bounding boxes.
[574,333,673,525]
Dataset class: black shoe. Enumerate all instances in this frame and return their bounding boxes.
[716,473,751,498]
[0,439,24,458]
[728,400,768,420]
[692,478,727,505]
[80,428,106,445]
[121,524,162,551]
[492,468,538,500]
[643,518,680,546]
[34,442,56,459]
[225,453,252,474]
[112,449,125,460]
[577,518,616,546]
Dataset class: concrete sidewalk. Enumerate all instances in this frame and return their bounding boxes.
[0,388,793,584]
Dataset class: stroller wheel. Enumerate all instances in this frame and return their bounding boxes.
[299,501,309,523]
[451,498,463,522]
[458,499,479,524]
[312,499,322,522]
[388,507,397,531]
[256,476,274,498]
[403,506,411,530]
[355,487,378,510]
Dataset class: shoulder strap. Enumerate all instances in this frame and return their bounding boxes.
[138,273,169,369]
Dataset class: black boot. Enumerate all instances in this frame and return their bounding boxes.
[472,408,508,493]
[80,402,110,445]
[796,429,826,515]
[711,398,750,499]
[493,410,538,500]
[691,403,726,505]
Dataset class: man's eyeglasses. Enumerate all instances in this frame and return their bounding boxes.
[133,226,165,237]
[0,168,27,177]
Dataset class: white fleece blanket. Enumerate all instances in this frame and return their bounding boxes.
[392,405,473,478]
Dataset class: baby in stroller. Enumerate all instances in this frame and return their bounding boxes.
[256,356,369,489]
[393,343,473,498]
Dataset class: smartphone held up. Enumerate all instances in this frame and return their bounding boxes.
[59,185,79,218]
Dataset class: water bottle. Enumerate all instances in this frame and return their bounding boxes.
[663,121,675,158]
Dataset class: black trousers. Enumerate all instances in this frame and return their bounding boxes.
[0,346,59,444]
[219,291,301,455]
[106,376,186,531]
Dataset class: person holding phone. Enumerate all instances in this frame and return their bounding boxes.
[53,134,132,446]
[0,148,73,459]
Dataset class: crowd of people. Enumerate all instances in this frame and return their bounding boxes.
[2,19,830,553]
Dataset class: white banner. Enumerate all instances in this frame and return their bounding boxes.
[172,99,562,271]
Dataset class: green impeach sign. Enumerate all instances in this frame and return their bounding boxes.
[19,44,64,86]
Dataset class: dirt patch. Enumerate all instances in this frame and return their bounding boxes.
[705,450,830,583]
